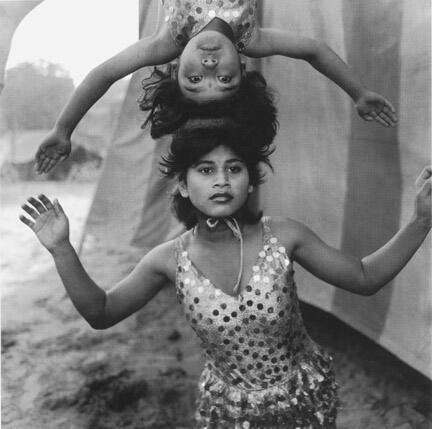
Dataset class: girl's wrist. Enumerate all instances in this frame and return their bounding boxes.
[49,240,74,257]
[53,123,72,140]
[353,87,369,103]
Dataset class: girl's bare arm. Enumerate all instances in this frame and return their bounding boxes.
[20,195,176,329]
[277,167,431,295]
[245,28,397,127]
[35,20,181,173]
[54,28,179,135]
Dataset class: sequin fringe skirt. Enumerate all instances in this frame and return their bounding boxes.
[194,352,339,429]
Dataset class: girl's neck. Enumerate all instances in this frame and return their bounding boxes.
[198,17,235,43]
[194,215,244,243]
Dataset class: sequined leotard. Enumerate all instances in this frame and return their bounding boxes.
[175,217,339,428]
[161,0,257,52]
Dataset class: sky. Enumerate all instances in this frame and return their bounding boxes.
[6,0,139,85]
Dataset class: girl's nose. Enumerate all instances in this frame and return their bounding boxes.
[201,57,218,69]
[214,171,229,187]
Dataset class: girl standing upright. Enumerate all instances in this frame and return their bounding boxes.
[22,122,431,428]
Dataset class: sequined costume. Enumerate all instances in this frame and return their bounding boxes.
[175,217,339,428]
[161,0,257,52]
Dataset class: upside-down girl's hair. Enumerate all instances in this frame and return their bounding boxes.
[139,66,278,146]
[160,120,275,229]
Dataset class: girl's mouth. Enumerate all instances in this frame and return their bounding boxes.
[210,193,233,202]
[199,45,220,51]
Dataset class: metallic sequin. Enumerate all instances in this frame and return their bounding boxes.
[174,216,338,427]
[162,0,257,52]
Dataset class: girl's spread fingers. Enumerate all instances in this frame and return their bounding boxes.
[39,158,51,174]
[40,158,50,173]
[41,160,54,174]
[38,194,55,210]
[47,158,59,171]
[27,197,46,213]
[422,166,432,177]
[35,147,45,161]
[419,178,431,196]
[36,154,48,172]
[53,199,60,216]
[382,105,398,122]
[54,198,64,213]
[35,156,45,172]
[19,215,34,228]
[379,112,393,126]
[363,114,373,121]
[43,158,57,174]
[384,112,397,125]
[21,204,39,219]
[372,113,389,127]
[415,167,432,188]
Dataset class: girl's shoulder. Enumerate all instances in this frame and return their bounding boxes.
[263,215,310,250]
[174,229,193,250]
[141,238,180,282]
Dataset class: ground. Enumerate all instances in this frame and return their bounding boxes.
[1,181,431,429]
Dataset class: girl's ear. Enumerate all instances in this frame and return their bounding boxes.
[178,179,189,198]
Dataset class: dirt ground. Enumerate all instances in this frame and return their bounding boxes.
[2,181,431,429]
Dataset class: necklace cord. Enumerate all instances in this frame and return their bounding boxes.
[227,217,244,294]
[205,217,243,294]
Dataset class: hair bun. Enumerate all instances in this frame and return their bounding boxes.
[182,117,237,131]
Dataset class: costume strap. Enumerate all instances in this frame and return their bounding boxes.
[261,216,272,240]
[225,217,243,294]
[174,236,187,265]
[204,217,243,294]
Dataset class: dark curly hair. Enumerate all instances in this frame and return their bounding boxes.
[160,121,274,229]
[139,66,278,146]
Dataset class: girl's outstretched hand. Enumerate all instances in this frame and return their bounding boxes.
[414,166,432,228]
[19,195,70,253]
[35,130,71,174]
[355,90,398,127]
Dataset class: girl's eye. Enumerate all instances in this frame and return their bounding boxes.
[188,75,202,83]
[218,75,232,83]
[228,165,242,173]
[198,167,213,174]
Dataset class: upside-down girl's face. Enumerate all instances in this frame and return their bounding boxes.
[179,145,252,219]
[178,31,242,103]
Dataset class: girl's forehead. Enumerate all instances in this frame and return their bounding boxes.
[196,145,242,161]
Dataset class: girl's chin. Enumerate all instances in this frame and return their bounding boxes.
[201,212,235,219]
[197,206,244,220]
[194,30,229,44]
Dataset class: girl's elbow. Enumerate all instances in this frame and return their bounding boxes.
[346,272,379,296]
[87,317,109,330]
[303,40,320,60]
[359,286,377,296]
[87,310,114,330]
[357,280,383,296]
[306,40,331,64]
